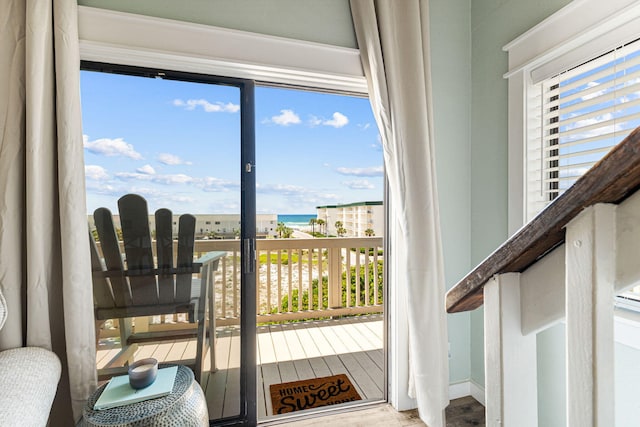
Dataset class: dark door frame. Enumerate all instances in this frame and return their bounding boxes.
[80,62,258,426]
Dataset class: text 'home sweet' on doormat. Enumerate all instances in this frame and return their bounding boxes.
[269,374,362,415]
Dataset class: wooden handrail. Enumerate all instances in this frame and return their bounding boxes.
[446,127,640,313]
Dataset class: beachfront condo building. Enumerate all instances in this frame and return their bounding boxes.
[316,201,383,237]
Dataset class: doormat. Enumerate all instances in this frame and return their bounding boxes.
[270,374,362,415]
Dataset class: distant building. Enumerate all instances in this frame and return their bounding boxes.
[88,213,278,239]
[316,201,383,237]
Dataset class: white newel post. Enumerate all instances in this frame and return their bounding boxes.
[484,273,538,427]
[565,204,615,427]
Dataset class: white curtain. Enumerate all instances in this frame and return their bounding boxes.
[350,1,449,426]
[0,0,96,423]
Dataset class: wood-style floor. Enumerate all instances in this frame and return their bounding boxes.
[272,397,485,427]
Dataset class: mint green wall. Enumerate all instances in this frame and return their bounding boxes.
[77,0,357,48]
[430,0,472,384]
[469,0,572,388]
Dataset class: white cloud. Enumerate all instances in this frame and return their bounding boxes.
[193,176,239,192]
[85,181,119,196]
[342,179,375,190]
[85,165,109,180]
[153,174,193,185]
[173,98,240,113]
[336,166,384,177]
[113,169,239,192]
[122,188,197,209]
[323,112,349,128]
[358,123,371,131]
[256,183,311,195]
[158,153,192,165]
[257,183,342,208]
[137,164,156,175]
[83,135,143,160]
[308,115,323,127]
[115,172,193,185]
[308,112,350,128]
[269,109,301,126]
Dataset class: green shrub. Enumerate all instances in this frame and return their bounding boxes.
[271,260,384,315]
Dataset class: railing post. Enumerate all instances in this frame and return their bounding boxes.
[328,246,342,308]
[118,318,134,345]
[132,316,147,333]
[565,204,615,427]
[484,272,538,427]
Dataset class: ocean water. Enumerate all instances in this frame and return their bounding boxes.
[278,214,316,228]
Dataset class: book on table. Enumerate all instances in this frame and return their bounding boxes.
[94,366,178,410]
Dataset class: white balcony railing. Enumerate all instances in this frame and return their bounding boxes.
[193,237,384,324]
[97,237,384,339]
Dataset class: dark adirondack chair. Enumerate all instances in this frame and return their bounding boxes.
[89,194,224,383]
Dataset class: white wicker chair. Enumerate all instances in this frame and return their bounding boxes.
[0,288,61,426]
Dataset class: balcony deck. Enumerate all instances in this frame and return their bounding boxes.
[96,314,384,420]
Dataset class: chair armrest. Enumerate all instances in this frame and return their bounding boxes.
[0,347,61,425]
[194,251,226,270]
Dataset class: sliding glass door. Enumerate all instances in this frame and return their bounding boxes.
[81,63,256,425]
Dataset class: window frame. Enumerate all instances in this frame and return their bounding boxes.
[505,0,640,312]
[77,5,367,95]
[504,0,640,233]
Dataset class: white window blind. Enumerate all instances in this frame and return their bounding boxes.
[526,38,640,221]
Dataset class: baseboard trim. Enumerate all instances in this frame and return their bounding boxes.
[448,380,485,406]
[448,381,471,400]
[470,380,486,406]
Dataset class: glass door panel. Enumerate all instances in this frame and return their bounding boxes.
[81,65,256,425]
[254,86,385,422]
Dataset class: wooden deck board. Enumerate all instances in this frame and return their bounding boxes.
[133,342,158,360]
[222,329,241,418]
[270,324,294,362]
[307,356,332,379]
[338,351,382,399]
[260,363,281,416]
[205,328,233,419]
[347,317,383,348]
[302,322,340,356]
[292,358,316,380]
[96,347,120,369]
[291,323,323,358]
[96,315,384,421]
[280,323,309,360]
[258,369,267,419]
[368,349,385,371]
[257,324,278,364]
[278,360,299,383]
[165,339,189,362]
[317,322,353,354]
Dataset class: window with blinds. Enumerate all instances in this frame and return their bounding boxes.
[526,38,640,221]
[526,38,640,309]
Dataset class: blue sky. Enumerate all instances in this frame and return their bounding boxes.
[80,71,382,215]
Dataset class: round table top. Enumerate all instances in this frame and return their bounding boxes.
[83,364,196,426]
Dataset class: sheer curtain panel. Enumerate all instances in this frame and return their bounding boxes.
[350,1,449,426]
[0,0,96,423]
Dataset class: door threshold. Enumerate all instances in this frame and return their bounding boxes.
[258,399,387,426]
